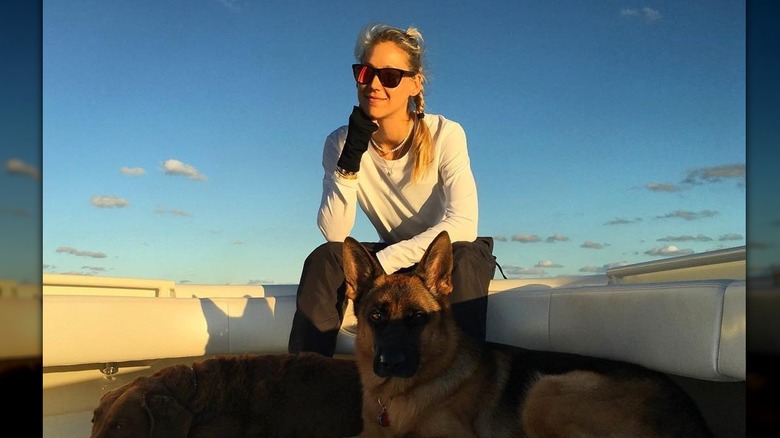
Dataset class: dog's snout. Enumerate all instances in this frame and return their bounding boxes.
[374,348,418,378]
[379,350,406,370]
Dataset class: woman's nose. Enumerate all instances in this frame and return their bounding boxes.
[369,73,383,90]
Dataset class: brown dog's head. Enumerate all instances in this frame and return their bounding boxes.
[91,377,192,438]
[343,231,456,379]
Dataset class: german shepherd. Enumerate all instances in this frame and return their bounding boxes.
[343,231,713,437]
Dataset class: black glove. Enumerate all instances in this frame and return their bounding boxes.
[337,106,378,172]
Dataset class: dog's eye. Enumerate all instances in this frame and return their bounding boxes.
[110,421,128,431]
[369,310,383,321]
[407,310,428,324]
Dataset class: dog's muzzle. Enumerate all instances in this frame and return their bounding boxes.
[374,347,419,378]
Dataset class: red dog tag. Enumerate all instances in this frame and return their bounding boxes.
[378,407,390,427]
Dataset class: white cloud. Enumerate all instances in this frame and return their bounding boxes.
[580,261,629,273]
[5,158,40,180]
[683,164,746,185]
[162,159,207,180]
[155,207,191,217]
[620,8,640,17]
[120,166,145,176]
[642,7,662,21]
[545,233,569,243]
[646,182,682,192]
[502,265,546,276]
[658,234,713,242]
[620,7,662,22]
[247,279,275,285]
[579,265,607,273]
[605,217,643,225]
[511,234,541,243]
[645,245,695,257]
[91,195,129,208]
[536,260,562,268]
[56,246,107,258]
[217,0,245,12]
[657,210,718,221]
[0,207,30,217]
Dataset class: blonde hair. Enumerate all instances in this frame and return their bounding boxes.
[355,23,433,183]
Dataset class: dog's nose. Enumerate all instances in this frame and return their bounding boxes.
[376,350,408,376]
[379,350,406,370]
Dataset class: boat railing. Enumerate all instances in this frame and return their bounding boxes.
[606,246,746,284]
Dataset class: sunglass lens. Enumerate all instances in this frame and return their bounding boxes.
[378,70,402,88]
[354,65,373,84]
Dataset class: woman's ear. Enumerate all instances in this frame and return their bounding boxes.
[410,73,423,97]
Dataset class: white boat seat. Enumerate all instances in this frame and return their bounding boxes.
[39,278,745,382]
[483,279,745,381]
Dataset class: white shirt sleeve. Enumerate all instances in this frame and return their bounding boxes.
[317,128,358,241]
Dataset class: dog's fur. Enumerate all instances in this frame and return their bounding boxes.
[90,352,363,438]
[343,231,713,437]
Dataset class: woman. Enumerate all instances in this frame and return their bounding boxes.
[288,23,496,357]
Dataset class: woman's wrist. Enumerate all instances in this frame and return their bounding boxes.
[336,167,358,180]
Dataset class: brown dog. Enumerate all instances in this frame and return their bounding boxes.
[343,231,713,437]
[90,352,363,438]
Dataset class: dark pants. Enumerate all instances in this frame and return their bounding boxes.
[288,237,496,357]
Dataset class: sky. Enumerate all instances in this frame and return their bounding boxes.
[1,0,41,284]
[24,0,754,285]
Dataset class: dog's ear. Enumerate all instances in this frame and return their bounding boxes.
[144,393,192,438]
[343,236,382,302]
[416,231,454,297]
[91,385,129,437]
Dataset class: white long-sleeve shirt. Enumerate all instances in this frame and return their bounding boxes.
[317,114,479,274]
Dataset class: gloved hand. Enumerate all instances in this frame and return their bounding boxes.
[337,106,378,172]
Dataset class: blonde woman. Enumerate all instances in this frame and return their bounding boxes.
[288,23,496,356]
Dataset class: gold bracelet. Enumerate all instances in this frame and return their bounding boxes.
[336,167,358,180]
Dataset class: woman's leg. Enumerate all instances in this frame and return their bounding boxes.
[449,237,496,342]
[288,241,386,357]
[288,242,346,357]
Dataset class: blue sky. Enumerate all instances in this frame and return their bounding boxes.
[33,0,751,285]
[1,0,41,284]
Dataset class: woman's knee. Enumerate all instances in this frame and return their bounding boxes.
[451,240,496,290]
[452,240,490,267]
[305,241,344,267]
[297,241,346,301]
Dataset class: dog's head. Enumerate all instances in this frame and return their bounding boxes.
[91,377,192,438]
[343,231,456,379]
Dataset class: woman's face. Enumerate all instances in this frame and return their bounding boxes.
[357,41,421,122]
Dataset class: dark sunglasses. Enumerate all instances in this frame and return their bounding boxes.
[352,64,416,88]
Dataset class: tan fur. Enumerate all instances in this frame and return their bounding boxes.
[90,352,363,438]
[343,231,712,438]
[522,371,662,438]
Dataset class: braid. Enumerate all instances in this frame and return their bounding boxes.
[411,91,432,183]
[413,93,425,117]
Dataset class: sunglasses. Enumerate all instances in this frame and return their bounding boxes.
[352,64,416,88]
